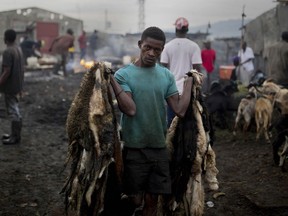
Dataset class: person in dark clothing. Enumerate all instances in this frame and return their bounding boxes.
[0,29,25,145]
[230,56,240,81]
[264,31,288,88]
[89,30,98,59]
[20,37,42,65]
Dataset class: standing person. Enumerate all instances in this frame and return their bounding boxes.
[264,31,288,164]
[89,30,98,59]
[264,31,288,88]
[160,17,202,127]
[20,36,42,65]
[201,40,216,93]
[238,41,255,86]
[230,56,240,82]
[78,30,87,60]
[49,28,74,77]
[0,29,25,145]
[109,26,194,216]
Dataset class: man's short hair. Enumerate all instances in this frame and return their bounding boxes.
[67,28,74,35]
[4,29,16,43]
[141,26,166,44]
[176,28,188,34]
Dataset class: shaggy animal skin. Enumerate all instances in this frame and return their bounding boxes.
[62,62,122,216]
[165,70,219,216]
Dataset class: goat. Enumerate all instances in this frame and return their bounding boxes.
[205,80,238,129]
[259,80,288,112]
[257,81,288,165]
[233,91,257,136]
[254,94,274,144]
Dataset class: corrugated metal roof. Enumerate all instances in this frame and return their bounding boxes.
[0,7,82,22]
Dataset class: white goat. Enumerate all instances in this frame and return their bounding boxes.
[233,91,257,136]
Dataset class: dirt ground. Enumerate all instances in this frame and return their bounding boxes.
[0,69,288,216]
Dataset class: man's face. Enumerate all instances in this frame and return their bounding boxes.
[138,37,164,67]
[242,42,247,50]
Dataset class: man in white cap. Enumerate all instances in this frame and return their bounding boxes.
[161,17,202,127]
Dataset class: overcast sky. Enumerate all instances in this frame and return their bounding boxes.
[2,0,277,34]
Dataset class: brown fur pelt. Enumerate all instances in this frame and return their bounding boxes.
[164,70,219,216]
[61,62,122,216]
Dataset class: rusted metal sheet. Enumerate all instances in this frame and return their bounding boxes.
[36,21,59,53]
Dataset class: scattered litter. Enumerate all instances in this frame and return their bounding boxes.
[213,192,226,199]
[206,201,214,208]
[19,202,38,208]
[29,202,38,207]
[19,203,28,207]
[25,174,31,181]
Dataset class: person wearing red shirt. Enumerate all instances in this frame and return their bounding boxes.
[201,41,216,93]
[78,30,87,60]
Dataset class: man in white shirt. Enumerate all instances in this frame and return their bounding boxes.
[161,17,202,126]
[238,41,255,86]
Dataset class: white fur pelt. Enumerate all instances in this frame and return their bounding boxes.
[165,70,219,216]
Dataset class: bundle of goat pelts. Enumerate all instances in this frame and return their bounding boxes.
[163,70,219,216]
[61,62,122,216]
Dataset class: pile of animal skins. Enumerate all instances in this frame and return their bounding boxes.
[165,70,219,216]
[61,62,122,216]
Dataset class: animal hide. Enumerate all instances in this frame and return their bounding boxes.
[166,70,219,216]
[61,62,123,216]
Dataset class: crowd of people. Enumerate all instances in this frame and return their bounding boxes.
[0,15,288,215]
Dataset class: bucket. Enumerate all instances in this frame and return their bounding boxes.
[219,65,235,80]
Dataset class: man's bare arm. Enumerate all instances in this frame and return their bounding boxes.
[109,75,136,116]
[166,76,193,118]
[0,66,11,86]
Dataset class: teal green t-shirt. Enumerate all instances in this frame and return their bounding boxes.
[115,63,178,148]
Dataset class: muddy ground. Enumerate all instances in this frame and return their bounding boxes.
[0,69,288,216]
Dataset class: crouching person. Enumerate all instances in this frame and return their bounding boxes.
[0,29,24,145]
[109,26,194,216]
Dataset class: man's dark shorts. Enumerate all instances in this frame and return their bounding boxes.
[123,147,171,195]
